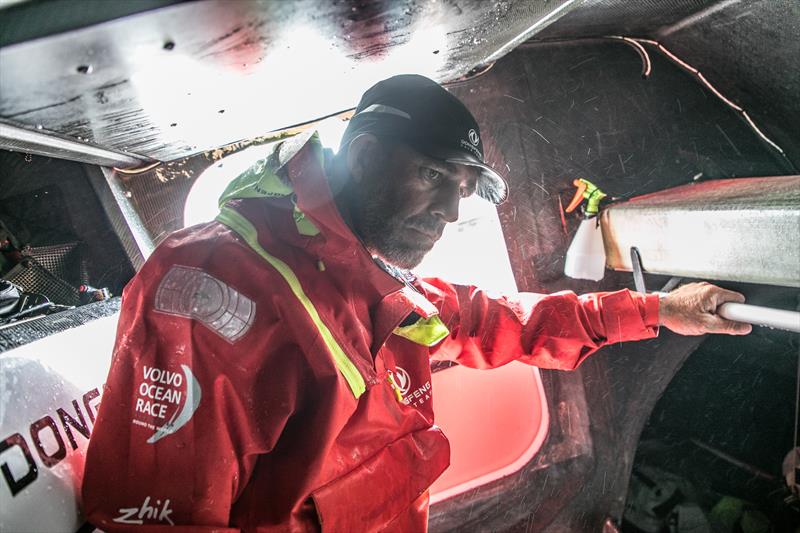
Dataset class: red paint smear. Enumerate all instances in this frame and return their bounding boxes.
[558,195,568,235]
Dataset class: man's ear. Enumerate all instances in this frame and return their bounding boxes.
[346,133,380,184]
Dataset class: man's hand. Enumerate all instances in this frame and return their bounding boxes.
[658,282,752,336]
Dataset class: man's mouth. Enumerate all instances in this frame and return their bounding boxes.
[408,226,438,242]
[406,225,441,243]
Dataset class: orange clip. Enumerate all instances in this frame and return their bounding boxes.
[565,179,587,213]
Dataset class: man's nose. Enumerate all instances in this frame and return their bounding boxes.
[430,186,460,223]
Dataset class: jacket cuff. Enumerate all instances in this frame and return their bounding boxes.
[644,292,660,328]
[600,290,660,344]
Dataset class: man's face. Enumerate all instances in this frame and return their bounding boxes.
[350,140,478,269]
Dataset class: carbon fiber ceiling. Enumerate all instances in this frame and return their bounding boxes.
[0,0,580,163]
[0,0,797,169]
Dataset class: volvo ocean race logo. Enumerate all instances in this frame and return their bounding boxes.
[468,128,480,146]
[132,364,202,444]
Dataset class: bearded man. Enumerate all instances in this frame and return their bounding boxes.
[82,74,749,532]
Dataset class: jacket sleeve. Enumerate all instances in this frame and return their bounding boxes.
[419,277,660,371]
[81,255,304,531]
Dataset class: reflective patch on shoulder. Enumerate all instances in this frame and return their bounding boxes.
[155,266,255,342]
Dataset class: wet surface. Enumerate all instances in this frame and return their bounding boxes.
[454,40,789,296]
[629,284,800,531]
[75,39,796,532]
[2,1,797,530]
[428,39,792,532]
[0,0,577,163]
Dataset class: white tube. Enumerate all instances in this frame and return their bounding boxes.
[717,302,800,333]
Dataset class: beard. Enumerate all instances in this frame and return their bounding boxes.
[351,177,443,269]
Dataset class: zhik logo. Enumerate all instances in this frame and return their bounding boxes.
[113,496,174,526]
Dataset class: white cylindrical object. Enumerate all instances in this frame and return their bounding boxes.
[717,302,800,333]
[564,217,606,281]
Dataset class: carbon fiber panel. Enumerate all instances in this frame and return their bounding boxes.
[535,0,800,169]
[536,0,715,39]
[0,151,135,294]
[0,297,120,353]
[0,0,578,163]
[2,244,85,306]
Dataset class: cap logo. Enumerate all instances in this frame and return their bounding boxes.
[468,129,480,146]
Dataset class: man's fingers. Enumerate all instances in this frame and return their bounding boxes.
[706,314,752,335]
[659,282,753,336]
[709,286,746,307]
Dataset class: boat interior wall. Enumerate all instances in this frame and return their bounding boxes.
[537,0,800,170]
[0,150,135,298]
[427,41,797,531]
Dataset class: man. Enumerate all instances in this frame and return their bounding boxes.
[82,75,750,532]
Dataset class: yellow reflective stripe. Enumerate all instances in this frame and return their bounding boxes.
[387,371,404,402]
[216,206,366,398]
[393,315,450,347]
[293,203,320,236]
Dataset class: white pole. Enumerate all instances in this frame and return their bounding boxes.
[717,302,800,333]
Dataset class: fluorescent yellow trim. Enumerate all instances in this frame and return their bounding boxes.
[217,156,293,208]
[293,204,320,236]
[387,371,404,402]
[216,207,366,398]
[393,315,450,347]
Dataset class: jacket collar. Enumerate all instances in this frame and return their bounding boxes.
[217,130,450,351]
[218,130,403,298]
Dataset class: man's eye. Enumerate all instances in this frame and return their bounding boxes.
[420,167,442,184]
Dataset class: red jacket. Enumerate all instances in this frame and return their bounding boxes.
[82,131,659,532]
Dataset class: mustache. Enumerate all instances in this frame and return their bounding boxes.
[405,215,445,237]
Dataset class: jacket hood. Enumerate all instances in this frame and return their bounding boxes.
[217,130,361,256]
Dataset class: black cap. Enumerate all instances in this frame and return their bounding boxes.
[340,74,508,204]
